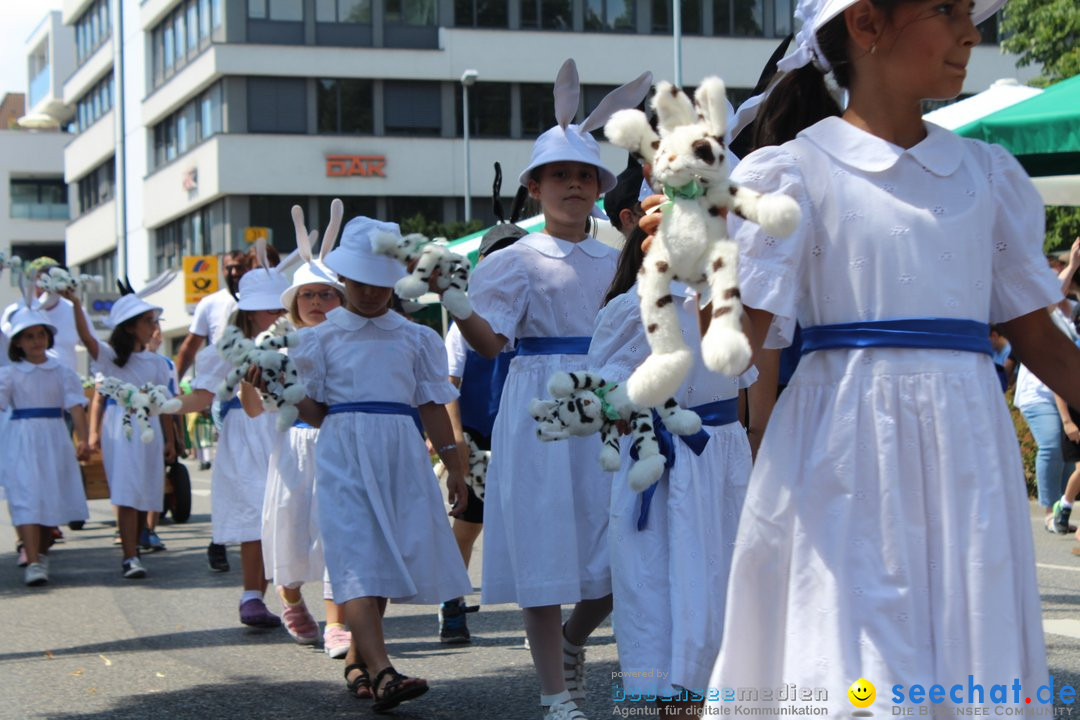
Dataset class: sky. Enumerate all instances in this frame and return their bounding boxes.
[0,0,64,100]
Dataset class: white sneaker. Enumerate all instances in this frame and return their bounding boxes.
[543,699,587,720]
[38,554,49,571]
[24,562,48,586]
[122,557,147,579]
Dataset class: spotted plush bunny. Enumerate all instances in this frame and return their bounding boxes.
[98,376,182,443]
[434,431,490,501]
[216,317,305,431]
[370,231,473,319]
[604,77,801,407]
[529,371,701,492]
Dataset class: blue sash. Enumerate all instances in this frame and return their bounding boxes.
[460,348,497,438]
[488,349,518,417]
[218,396,244,421]
[326,401,423,436]
[293,421,315,429]
[516,336,591,356]
[636,398,740,531]
[11,407,63,420]
[800,318,992,356]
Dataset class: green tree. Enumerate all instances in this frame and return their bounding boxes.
[1045,206,1080,253]
[398,213,484,240]
[1000,0,1080,86]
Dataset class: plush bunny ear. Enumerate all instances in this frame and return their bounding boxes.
[509,186,528,224]
[117,277,136,296]
[579,71,653,135]
[553,59,580,130]
[491,163,505,223]
[292,205,315,262]
[254,237,271,273]
[18,271,34,308]
[136,269,178,298]
[319,198,344,260]
[694,77,730,139]
[651,82,697,134]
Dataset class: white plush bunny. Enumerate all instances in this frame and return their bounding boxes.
[604,78,801,407]
[371,231,474,319]
[0,252,22,274]
[529,371,701,492]
[98,376,180,443]
[216,317,305,431]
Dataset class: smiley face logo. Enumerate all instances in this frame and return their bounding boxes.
[848,678,876,709]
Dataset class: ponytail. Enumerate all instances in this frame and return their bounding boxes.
[603,225,649,306]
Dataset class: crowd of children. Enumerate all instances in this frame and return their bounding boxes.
[4,0,1080,715]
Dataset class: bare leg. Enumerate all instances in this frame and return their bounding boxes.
[563,594,613,646]
[240,541,268,593]
[523,605,566,695]
[16,525,40,564]
[452,519,482,569]
[326,599,346,625]
[117,505,140,559]
[280,584,304,604]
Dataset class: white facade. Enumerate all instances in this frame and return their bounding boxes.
[50,0,1035,354]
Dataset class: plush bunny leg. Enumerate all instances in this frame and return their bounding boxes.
[627,244,693,407]
[700,238,752,376]
[396,244,443,299]
[626,410,666,492]
[599,421,622,471]
[655,397,701,436]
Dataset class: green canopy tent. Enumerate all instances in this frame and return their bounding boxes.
[955,74,1080,180]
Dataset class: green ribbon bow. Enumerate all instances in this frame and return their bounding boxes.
[660,179,705,213]
[592,383,623,422]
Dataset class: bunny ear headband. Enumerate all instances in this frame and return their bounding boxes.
[4,272,57,339]
[281,201,345,308]
[490,163,528,226]
[519,59,653,193]
[108,270,176,328]
[728,0,1007,144]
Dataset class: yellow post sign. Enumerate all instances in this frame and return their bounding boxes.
[244,226,270,244]
[183,255,219,306]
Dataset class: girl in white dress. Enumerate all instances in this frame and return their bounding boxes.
[588,228,754,717]
[431,61,652,720]
[260,204,350,650]
[72,286,177,580]
[689,0,1080,714]
[171,266,289,629]
[287,215,471,713]
[1,306,90,587]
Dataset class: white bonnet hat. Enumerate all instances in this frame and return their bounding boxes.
[4,305,56,340]
[108,272,174,328]
[729,0,1007,141]
[281,200,346,308]
[237,267,289,311]
[324,216,407,289]
[519,59,653,194]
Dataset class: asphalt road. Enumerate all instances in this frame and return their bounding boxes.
[1,460,1078,720]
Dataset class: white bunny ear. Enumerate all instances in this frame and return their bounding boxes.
[136,269,178,298]
[694,77,730,139]
[579,71,653,134]
[18,271,34,308]
[652,82,697,134]
[320,198,344,260]
[254,237,271,273]
[277,248,304,273]
[553,59,580,129]
[292,205,312,262]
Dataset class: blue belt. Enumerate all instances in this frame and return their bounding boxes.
[800,318,992,356]
[293,421,315,430]
[325,402,423,436]
[516,336,591,356]
[634,398,740,531]
[218,396,244,421]
[11,407,63,420]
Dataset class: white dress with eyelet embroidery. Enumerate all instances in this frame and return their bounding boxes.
[706,118,1059,715]
[470,233,618,607]
[589,283,754,697]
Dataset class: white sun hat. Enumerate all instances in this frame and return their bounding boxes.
[324,216,407,289]
[4,305,56,340]
[519,59,653,194]
[237,266,289,311]
[281,200,346,308]
[108,272,175,328]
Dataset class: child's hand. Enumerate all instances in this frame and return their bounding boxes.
[244,365,266,393]
[75,441,90,462]
[164,443,177,464]
[88,433,101,452]
[446,472,469,518]
[639,194,665,253]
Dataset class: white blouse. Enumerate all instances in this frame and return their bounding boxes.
[92,343,174,391]
[0,358,87,411]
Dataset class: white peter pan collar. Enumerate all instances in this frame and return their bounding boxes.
[12,357,59,373]
[326,306,406,331]
[799,116,964,177]
[518,233,611,259]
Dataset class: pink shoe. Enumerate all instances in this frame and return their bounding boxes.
[239,598,282,629]
[16,545,28,568]
[281,601,320,644]
[323,624,352,658]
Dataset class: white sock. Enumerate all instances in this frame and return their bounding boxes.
[241,589,262,604]
[541,690,572,707]
[1062,496,1073,509]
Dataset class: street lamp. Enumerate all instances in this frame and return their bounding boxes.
[461,69,479,222]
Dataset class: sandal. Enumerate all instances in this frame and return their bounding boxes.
[371,665,429,713]
[344,663,372,700]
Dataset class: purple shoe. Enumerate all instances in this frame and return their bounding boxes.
[240,598,282,629]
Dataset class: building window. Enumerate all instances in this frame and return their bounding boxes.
[75,73,114,133]
[315,196,377,230]
[249,0,304,20]
[520,83,556,137]
[770,0,792,36]
[151,0,222,89]
[317,79,375,134]
[76,159,115,217]
[76,251,118,293]
[152,82,223,169]
[10,179,68,221]
[454,0,508,26]
[652,0,703,34]
[28,41,50,110]
[978,11,1000,44]
[248,78,307,134]
[386,196,445,226]
[249,195,309,253]
[585,0,634,31]
[75,0,111,66]
[713,0,764,35]
[385,0,438,24]
[316,0,372,22]
[521,0,572,29]
[456,83,512,137]
[154,199,227,273]
[384,81,441,136]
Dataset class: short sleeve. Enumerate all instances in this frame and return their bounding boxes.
[289,327,327,404]
[191,344,230,395]
[0,367,12,410]
[414,326,459,406]
[445,323,468,378]
[189,297,212,337]
[588,292,647,382]
[731,144,813,349]
[984,143,1062,323]
[62,367,88,409]
[469,249,531,346]
[90,342,118,377]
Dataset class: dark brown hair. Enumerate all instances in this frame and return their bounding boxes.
[108,316,141,368]
[7,325,55,362]
[603,225,649,306]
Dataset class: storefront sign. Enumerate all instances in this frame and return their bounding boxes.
[326,154,387,178]
[183,255,218,306]
[243,226,270,244]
